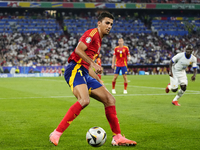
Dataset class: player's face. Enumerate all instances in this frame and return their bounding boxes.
[118,39,124,45]
[98,17,113,35]
[185,48,193,56]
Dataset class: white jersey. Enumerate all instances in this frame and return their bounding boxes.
[172,52,197,71]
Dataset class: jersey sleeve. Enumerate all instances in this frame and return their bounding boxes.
[113,47,116,55]
[172,53,182,63]
[126,47,130,55]
[79,32,93,48]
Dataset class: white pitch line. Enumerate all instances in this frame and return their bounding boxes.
[0,92,200,100]
[112,93,200,96]
[27,78,64,82]
[27,78,200,93]
[1,79,199,100]
[104,84,200,93]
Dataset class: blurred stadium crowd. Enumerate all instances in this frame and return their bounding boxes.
[0,10,200,70]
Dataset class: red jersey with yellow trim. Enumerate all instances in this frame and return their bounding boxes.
[68,28,101,70]
[113,46,130,67]
[96,58,101,66]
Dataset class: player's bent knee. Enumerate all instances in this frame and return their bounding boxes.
[79,99,90,107]
[181,85,187,91]
[171,88,178,92]
[104,94,116,107]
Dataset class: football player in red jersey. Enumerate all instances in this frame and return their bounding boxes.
[111,38,131,94]
[96,53,102,79]
[49,12,137,147]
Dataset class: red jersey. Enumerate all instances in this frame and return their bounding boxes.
[113,46,130,67]
[96,58,101,66]
[68,28,102,70]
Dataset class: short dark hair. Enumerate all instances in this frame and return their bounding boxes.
[97,11,114,22]
[185,44,193,50]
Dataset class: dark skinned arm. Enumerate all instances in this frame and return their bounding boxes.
[191,68,197,81]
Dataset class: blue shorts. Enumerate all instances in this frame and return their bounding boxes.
[64,61,102,92]
[114,66,128,75]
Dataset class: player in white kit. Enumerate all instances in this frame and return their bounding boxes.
[165,45,197,106]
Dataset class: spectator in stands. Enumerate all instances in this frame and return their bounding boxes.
[61,66,65,76]
[0,64,4,73]
[1,10,200,68]
[15,66,20,74]
[28,68,34,73]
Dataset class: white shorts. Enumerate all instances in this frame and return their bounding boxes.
[170,67,188,89]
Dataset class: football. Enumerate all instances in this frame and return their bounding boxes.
[86,127,107,147]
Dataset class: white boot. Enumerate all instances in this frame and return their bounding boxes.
[112,89,116,94]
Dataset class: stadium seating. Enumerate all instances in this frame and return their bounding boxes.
[0,12,200,68]
[0,18,63,34]
[64,19,152,34]
[151,20,188,35]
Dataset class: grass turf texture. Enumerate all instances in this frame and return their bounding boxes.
[0,74,200,150]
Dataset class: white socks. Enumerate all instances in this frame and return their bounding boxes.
[168,84,172,90]
[173,89,185,101]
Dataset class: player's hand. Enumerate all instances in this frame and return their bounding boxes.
[128,56,131,62]
[111,64,115,69]
[91,62,102,74]
[191,75,196,81]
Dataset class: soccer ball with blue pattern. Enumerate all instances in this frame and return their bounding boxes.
[86,127,107,147]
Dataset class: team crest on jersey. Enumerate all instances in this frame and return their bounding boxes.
[190,62,192,65]
[85,37,92,43]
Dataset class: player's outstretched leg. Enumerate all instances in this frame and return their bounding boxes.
[49,130,62,146]
[111,134,137,146]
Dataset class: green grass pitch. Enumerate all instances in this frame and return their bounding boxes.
[0,74,200,150]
